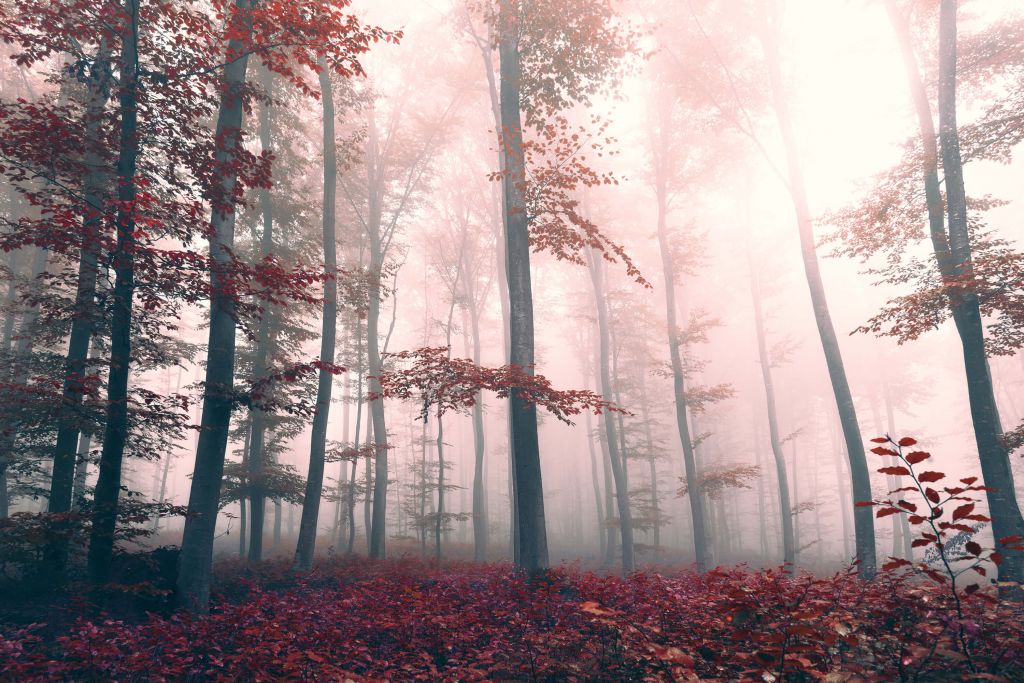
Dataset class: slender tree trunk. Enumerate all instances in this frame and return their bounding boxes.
[759,16,876,578]
[294,56,339,571]
[364,423,373,545]
[468,302,488,562]
[753,415,769,562]
[245,67,278,565]
[71,432,93,511]
[882,382,914,560]
[654,190,710,571]
[638,370,660,547]
[49,42,111,522]
[749,259,795,568]
[887,0,1024,585]
[498,0,548,574]
[584,408,607,559]
[177,0,253,612]
[273,499,281,548]
[470,21,515,558]
[791,437,800,557]
[587,250,634,573]
[152,370,182,532]
[238,417,251,557]
[435,410,445,561]
[365,113,389,559]
[0,249,19,357]
[333,369,351,543]
[0,247,48,519]
[87,2,140,585]
[937,0,1024,585]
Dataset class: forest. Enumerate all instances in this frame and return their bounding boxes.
[0,0,1023,680]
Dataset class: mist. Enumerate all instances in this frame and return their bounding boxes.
[1,0,1023,679]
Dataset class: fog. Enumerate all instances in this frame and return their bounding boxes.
[3,0,1023,581]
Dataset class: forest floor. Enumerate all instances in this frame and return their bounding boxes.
[1,554,1022,681]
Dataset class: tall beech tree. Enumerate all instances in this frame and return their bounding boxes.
[870,0,1024,585]
[85,0,141,585]
[491,0,639,574]
[748,251,795,568]
[293,55,341,571]
[176,0,257,612]
[647,89,712,572]
[756,1,876,578]
[177,0,392,612]
[586,248,634,572]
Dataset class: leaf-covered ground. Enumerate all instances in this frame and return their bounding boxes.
[2,557,1022,681]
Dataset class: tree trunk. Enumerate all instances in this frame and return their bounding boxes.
[882,382,914,560]
[936,0,1024,585]
[86,2,140,585]
[273,498,281,548]
[245,67,278,565]
[638,369,660,547]
[294,56,339,571]
[468,302,488,562]
[584,408,607,559]
[435,410,445,561]
[654,189,710,571]
[152,370,182,533]
[749,260,795,567]
[71,432,93,511]
[586,250,634,573]
[0,247,48,519]
[498,0,548,574]
[469,20,515,559]
[759,16,876,578]
[177,0,253,612]
[49,41,111,522]
[366,110,389,559]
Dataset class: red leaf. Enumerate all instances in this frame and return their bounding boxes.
[897,437,918,447]
[911,538,932,548]
[959,477,978,485]
[854,501,875,507]
[991,552,1003,566]
[998,535,1023,545]
[918,471,945,483]
[925,488,941,504]
[871,447,899,457]
[905,451,930,465]
[876,507,901,518]
[965,541,982,556]
[882,558,912,571]
[870,437,889,443]
[878,466,911,476]
[897,500,917,512]
[952,503,975,521]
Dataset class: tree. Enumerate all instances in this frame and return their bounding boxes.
[875,0,1024,587]
[755,0,876,578]
[85,0,141,585]
[586,249,634,572]
[490,0,638,575]
[748,250,795,568]
[293,55,342,571]
[177,0,392,612]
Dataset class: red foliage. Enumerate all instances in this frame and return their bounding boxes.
[373,346,626,424]
[1,557,1021,681]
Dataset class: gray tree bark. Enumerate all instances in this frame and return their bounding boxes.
[294,56,339,571]
[759,12,876,578]
[177,0,254,612]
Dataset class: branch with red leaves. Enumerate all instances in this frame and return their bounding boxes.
[371,346,627,425]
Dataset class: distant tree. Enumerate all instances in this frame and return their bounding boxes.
[489,0,639,575]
